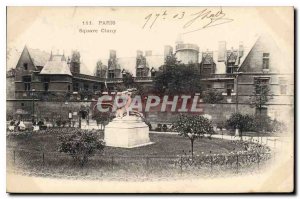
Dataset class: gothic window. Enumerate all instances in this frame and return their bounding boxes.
[263,53,270,69]
[23,76,31,91]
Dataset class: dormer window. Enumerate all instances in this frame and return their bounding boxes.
[23,63,28,70]
[150,67,156,77]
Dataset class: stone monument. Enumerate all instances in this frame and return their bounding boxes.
[104,89,152,148]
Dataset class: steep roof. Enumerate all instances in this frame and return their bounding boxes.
[40,55,72,76]
[97,55,165,75]
[27,48,50,67]
[237,35,260,71]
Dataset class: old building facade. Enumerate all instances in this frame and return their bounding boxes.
[7,34,294,125]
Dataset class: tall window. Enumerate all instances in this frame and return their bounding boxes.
[151,71,156,77]
[93,85,98,92]
[23,63,28,70]
[23,76,31,91]
[108,71,115,79]
[254,77,270,94]
[136,68,143,77]
[44,83,49,91]
[279,78,287,95]
[226,83,234,96]
[84,84,89,91]
[43,77,50,91]
[73,83,79,91]
[263,53,270,69]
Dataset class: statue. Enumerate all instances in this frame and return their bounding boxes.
[114,89,135,119]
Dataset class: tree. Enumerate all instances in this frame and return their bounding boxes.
[250,79,273,115]
[92,111,113,130]
[226,113,254,138]
[58,130,105,167]
[173,114,214,158]
[202,88,224,104]
[153,55,202,95]
[122,71,134,89]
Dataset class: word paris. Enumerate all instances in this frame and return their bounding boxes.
[95,94,204,113]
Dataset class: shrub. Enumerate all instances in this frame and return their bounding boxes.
[271,119,286,133]
[226,113,254,138]
[56,120,62,127]
[37,121,44,126]
[156,124,162,132]
[61,120,67,127]
[58,130,105,166]
[144,120,152,131]
[202,89,224,104]
[9,120,15,126]
[162,124,168,132]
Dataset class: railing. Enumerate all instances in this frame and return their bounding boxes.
[7,147,273,180]
[134,76,153,81]
[73,74,154,83]
[105,78,123,83]
[201,73,236,79]
[73,73,106,82]
[176,44,199,52]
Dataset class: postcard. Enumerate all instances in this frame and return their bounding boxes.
[6,6,294,193]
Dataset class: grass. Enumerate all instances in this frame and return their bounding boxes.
[7,131,245,156]
[7,129,270,180]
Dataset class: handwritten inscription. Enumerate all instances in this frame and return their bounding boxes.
[142,7,234,34]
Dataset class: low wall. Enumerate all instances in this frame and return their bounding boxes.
[7,100,293,127]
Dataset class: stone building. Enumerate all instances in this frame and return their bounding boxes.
[6,34,294,125]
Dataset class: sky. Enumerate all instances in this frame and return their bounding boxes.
[7,7,293,74]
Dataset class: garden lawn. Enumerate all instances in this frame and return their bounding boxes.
[7,129,269,180]
[7,131,245,157]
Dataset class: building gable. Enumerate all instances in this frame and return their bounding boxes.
[238,35,283,73]
[15,46,36,81]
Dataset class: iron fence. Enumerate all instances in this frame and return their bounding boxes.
[7,147,273,180]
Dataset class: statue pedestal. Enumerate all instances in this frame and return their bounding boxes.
[104,116,152,148]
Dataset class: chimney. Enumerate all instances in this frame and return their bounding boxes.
[109,50,116,59]
[218,41,226,62]
[145,50,152,56]
[49,50,53,61]
[239,42,244,57]
[136,50,143,58]
[164,45,173,58]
